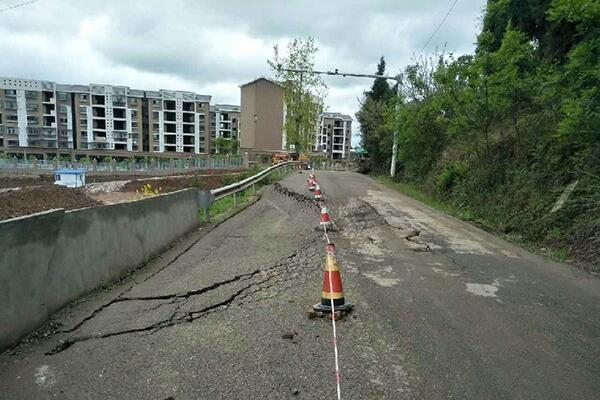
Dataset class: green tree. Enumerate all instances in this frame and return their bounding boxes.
[268,37,326,153]
[356,57,395,172]
[215,137,240,155]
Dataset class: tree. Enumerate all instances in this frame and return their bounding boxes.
[215,137,240,155]
[356,56,395,172]
[368,57,393,101]
[268,37,327,153]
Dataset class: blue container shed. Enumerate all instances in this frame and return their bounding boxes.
[54,168,86,188]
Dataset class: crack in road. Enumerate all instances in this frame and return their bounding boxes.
[58,270,260,334]
[273,182,320,210]
[47,242,320,356]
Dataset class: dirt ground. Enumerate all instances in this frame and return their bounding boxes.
[119,173,227,193]
[0,168,241,188]
[0,170,246,221]
[0,186,100,221]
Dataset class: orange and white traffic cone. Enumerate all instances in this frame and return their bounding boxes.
[308,177,316,191]
[314,184,322,200]
[314,243,352,313]
[320,204,331,226]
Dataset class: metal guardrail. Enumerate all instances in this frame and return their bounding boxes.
[211,161,304,200]
[198,161,305,221]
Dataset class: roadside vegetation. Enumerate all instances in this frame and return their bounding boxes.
[359,0,599,270]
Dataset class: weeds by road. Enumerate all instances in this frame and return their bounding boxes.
[378,175,597,274]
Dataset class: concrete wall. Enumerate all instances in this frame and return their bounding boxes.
[0,188,199,349]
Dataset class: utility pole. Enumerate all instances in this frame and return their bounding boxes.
[278,67,402,177]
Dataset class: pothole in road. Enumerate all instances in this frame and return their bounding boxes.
[336,199,433,254]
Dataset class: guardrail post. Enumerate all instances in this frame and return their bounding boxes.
[232,192,237,208]
[252,183,256,195]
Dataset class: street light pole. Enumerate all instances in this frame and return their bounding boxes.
[390,82,401,178]
[278,67,402,177]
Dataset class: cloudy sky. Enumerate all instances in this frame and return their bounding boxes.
[0,0,487,145]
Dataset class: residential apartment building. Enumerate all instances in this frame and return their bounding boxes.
[0,77,213,155]
[209,104,240,153]
[66,84,145,151]
[0,77,73,150]
[240,77,285,158]
[145,90,211,154]
[315,112,352,160]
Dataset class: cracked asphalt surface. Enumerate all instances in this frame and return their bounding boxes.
[1,171,599,399]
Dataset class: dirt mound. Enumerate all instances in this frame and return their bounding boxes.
[0,186,100,221]
[0,174,54,189]
[120,174,226,193]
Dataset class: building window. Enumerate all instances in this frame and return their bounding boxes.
[79,94,88,101]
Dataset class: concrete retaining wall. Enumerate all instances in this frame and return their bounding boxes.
[0,188,199,349]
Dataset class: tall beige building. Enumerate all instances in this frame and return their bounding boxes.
[315,112,352,160]
[240,77,285,157]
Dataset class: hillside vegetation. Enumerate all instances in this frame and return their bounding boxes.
[357,0,599,270]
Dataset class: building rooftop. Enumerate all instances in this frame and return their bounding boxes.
[239,76,283,88]
[211,104,241,113]
[323,112,353,121]
[55,168,87,174]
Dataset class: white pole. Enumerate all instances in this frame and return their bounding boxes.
[390,82,401,178]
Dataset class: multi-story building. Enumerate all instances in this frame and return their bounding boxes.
[0,77,214,155]
[0,77,72,150]
[210,104,240,154]
[66,84,145,151]
[145,90,211,154]
[315,112,352,160]
[240,77,285,158]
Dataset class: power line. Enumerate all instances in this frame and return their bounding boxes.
[0,0,40,14]
[420,0,459,52]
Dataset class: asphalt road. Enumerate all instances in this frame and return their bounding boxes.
[1,171,599,399]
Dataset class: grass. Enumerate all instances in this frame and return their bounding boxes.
[198,188,253,223]
[378,175,585,267]
[377,176,475,221]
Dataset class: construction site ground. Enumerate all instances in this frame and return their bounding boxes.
[0,169,245,221]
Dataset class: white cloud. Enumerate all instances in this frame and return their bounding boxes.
[0,0,486,147]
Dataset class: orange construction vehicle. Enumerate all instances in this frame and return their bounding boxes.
[272,152,289,164]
